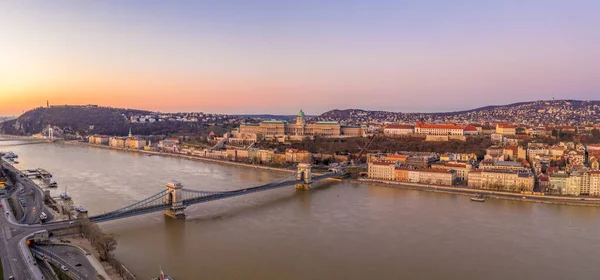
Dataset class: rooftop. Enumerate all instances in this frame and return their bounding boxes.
[314,121,340,125]
[385,124,413,129]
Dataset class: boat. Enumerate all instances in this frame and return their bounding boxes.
[470,194,486,202]
[48,181,58,188]
[12,160,19,164]
[74,206,88,213]
[154,268,174,280]
[60,193,71,200]
[42,176,51,184]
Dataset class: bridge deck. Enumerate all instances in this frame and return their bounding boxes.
[89,172,342,223]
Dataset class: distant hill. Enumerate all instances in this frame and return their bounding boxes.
[0,106,232,136]
[316,100,600,125]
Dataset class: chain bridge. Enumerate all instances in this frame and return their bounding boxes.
[88,164,343,223]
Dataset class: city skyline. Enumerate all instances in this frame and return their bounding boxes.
[2,0,600,115]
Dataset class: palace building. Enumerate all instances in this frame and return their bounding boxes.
[239,110,364,141]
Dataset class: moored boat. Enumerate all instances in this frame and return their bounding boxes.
[75,206,88,213]
[471,194,486,202]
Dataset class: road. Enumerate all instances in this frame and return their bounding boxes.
[10,170,55,225]
[34,245,97,279]
[1,159,80,279]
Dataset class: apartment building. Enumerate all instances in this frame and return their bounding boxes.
[468,169,534,192]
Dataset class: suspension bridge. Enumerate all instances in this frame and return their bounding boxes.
[88,164,344,223]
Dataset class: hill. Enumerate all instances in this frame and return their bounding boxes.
[316,100,600,125]
[0,106,233,137]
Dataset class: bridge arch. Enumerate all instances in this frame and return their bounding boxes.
[296,163,313,189]
[165,181,186,219]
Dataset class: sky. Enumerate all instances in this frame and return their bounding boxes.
[1,0,599,116]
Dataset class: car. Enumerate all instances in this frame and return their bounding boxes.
[61,265,68,271]
[75,263,82,267]
[8,276,14,280]
[69,221,75,224]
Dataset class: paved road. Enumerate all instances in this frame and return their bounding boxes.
[12,172,55,225]
[35,245,97,279]
[1,159,78,280]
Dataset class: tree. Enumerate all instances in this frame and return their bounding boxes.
[97,234,118,261]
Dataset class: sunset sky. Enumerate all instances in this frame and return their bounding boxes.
[1,0,599,116]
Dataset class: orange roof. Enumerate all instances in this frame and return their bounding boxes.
[371,160,396,166]
[385,124,413,129]
[463,126,478,131]
[497,123,516,128]
[386,154,408,159]
[415,122,462,129]
[504,146,518,152]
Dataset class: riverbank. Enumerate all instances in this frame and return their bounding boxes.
[64,141,297,174]
[351,178,600,207]
[64,141,600,207]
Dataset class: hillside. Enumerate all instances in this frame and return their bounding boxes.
[0,106,233,137]
[316,100,600,125]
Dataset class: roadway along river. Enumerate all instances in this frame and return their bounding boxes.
[5,141,600,279]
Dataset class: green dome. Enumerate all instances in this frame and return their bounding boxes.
[297,109,305,117]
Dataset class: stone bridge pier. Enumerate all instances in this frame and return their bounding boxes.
[164,181,186,219]
[296,163,313,190]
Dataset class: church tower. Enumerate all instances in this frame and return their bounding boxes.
[128,128,132,137]
[296,109,306,125]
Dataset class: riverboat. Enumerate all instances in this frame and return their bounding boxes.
[75,206,88,213]
[470,194,486,202]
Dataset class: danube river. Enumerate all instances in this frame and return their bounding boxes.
[5,142,600,279]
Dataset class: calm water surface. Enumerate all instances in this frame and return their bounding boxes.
[5,142,600,279]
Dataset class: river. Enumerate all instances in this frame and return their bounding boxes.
[4,141,600,279]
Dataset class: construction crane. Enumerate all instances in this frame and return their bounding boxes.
[347,133,378,166]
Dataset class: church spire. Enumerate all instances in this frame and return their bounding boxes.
[128,127,132,137]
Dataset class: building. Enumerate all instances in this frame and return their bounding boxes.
[383,124,414,136]
[463,126,479,136]
[394,167,410,182]
[417,168,456,186]
[590,171,600,196]
[285,149,312,163]
[88,135,109,145]
[468,169,534,192]
[367,160,399,180]
[239,110,364,140]
[549,172,568,194]
[503,146,526,161]
[431,162,472,181]
[109,137,126,148]
[414,122,464,135]
[479,160,528,172]
[385,154,409,164]
[126,137,146,149]
[527,147,549,161]
[405,156,437,168]
[496,123,516,135]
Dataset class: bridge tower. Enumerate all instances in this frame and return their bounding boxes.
[164,181,186,219]
[296,163,313,189]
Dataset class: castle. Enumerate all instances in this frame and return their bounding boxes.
[238,110,364,141]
